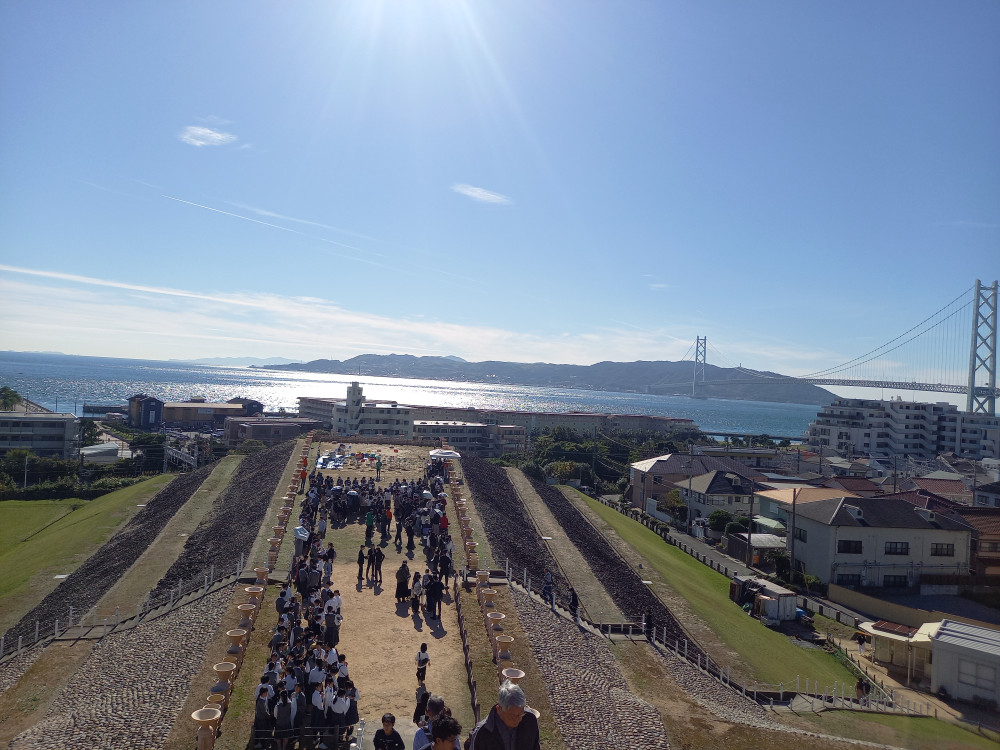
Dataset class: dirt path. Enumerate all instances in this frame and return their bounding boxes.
[505,469,620,622]
[96,455,245,615]
[260,442,476,748]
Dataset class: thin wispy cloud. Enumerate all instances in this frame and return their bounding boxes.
[162,195,375,258]
[452,183,511,205]
[648,283,669,291]
[226,201,373,240]
[178,126,237,147]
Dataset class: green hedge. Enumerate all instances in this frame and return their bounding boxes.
[0,475,147,501]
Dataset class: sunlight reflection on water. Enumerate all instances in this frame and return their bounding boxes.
[0,354,818,436]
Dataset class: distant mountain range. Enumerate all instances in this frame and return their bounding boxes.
[256,354,835,405]
[175,356,301,367]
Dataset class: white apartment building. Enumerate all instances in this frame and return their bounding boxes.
[806,398,1000,460]
[298,383,413,439]
[0,411,79,459]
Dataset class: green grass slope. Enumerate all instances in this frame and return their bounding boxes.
[575,490,855,687]
[0,475,174,631]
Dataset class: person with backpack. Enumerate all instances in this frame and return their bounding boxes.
[411,573,424,616]
[415,642,430,684]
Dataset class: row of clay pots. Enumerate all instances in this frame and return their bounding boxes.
[196,585,265,749]
[272,432,314,570]
[474,574,525,686]
[455,500,479,571]
[194,433,317,749]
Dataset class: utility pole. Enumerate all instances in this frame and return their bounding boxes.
[789,488,798,585]
[24,455,29,489]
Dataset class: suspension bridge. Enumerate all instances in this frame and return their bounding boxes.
[683,279,999,415]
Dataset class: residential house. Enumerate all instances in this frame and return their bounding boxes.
[900,477,973,506]
[628,453,766,510]
[780,496,974,588]
[974,480,1000,509]
[822,476,883,497]
[951,509,1000,575]
[681,470,759,522]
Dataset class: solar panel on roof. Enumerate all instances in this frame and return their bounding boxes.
[873,620,918,638]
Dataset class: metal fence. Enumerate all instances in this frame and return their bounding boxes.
[0,552,249,662]
[453,577,482,723]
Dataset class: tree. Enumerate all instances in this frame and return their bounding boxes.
[80,418,101,447]
[130,433,166,469]
[521,462,545,482]
[656,488,686,519]
[0,386,22,411]
[707,510,734,533]
[234,439,267,454]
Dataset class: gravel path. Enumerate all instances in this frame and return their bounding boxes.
[0,649,44,698]
[505,469,620,621]
[649,644,784,731]
[511,588,669,750]
[9,586,233,750]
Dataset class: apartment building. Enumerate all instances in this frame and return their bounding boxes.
[0,410,79,459]
[806,398,1000,460]
[411,421,527,458]
[406,404,694,437]
[298,383,413,439]
[223,416,323,448]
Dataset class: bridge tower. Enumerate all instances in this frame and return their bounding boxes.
[967,279,998,415]
[692,336,706,397]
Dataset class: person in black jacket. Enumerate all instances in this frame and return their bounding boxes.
[372,712,405,750]
[466,681,539,750]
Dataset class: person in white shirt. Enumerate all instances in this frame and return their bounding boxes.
[308,662,326,690]
[328,590,342,614]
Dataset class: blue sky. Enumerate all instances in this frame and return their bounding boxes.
[1,1,997,389]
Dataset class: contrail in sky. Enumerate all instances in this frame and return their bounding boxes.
[162,194,379,259]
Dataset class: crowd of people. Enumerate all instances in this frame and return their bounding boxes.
[251,450,534,750]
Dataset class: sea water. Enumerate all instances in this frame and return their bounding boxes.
[0,352,819,437]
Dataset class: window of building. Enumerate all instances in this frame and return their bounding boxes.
[794,527,807,543]
[931,543,955,557]
[884,542,909,555]
[837,540,862,554]
[958,660,996,691]
[836,574,861,587]
[882,574,909,587]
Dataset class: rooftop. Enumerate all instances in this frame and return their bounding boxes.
[792,496,974,532]
[932,619,1000,657]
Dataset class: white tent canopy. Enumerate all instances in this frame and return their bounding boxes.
[429,449,461,459]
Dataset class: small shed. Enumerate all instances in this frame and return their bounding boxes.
[79,442,121,464]
[860,620,938,687]
[726,532,785,566]
[930,619,1000,707]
